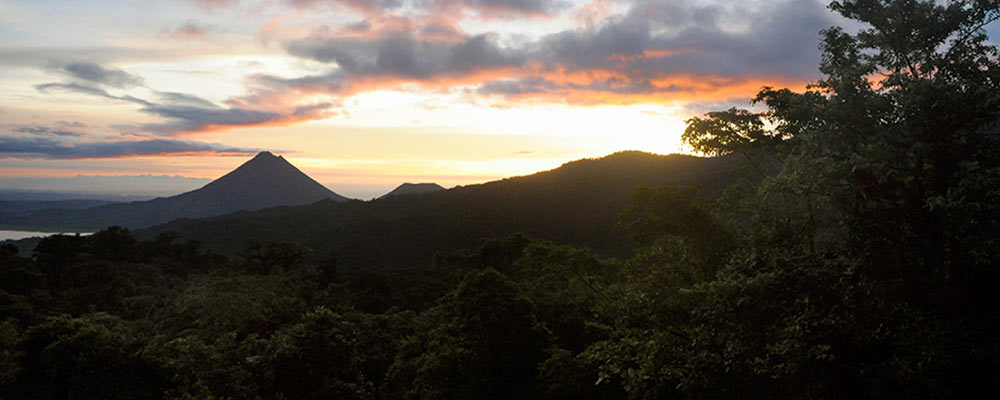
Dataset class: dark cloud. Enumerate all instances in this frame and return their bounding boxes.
[156,91,220,108]
[479,0,837,99]
[425,0,570,15]
[476,77,548,94]
[34,62,332,135]
[419,20,462,38]
[248,71,351,95]
[529,0,831,77]
[465,0,567,13]
[137,104,284,134]
[57,120,88,128]
[259,33,524,97]
[345,20,373,32]
[534,23,653,69]
[50,61,145,88]
[0,46,216,68]
[23,0,843,136]
[267,0,837,103]
[11,125,84,137]
[476,76,666,96]
[292,102,339,117]
[284,0,566,16]
[34,82,153,106]
[0,135,260,159]
[194,0,561,16]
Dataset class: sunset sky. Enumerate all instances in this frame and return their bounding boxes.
[2,0,995,199]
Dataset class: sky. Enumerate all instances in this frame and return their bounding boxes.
[0,0,993,199]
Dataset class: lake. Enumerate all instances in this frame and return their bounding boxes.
[0,230,90,241]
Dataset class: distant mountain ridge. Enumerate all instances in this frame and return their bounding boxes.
[379,183,445,199]
[142,151,743,268]
[1,152,347,231]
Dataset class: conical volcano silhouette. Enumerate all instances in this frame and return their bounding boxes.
[193,151,346,210]
[4,151,347,230]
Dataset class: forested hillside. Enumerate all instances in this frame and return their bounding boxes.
[2,1,999,399]
[141,151,741,267]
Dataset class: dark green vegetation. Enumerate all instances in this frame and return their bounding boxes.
[3,1,1000,398]
[0,152,347,231]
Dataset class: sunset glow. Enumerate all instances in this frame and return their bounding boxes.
[2,0,968,198]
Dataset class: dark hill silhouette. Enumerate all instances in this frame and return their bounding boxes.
[140,151,742,268]
[1,152,346,230]
[379,183,445,199]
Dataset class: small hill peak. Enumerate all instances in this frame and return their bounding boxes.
[380,182,445,199]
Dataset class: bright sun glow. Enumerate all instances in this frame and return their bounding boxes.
[0,0,828,198]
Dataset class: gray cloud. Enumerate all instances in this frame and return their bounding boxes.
[263,0,837,103]
[0,135,260,159]
[35,82,154,106]
[34,62,332,135]
[194,0,563,16]
[256,33,525,97]
[156,91,221,108]
[57,120,88,128]
[345,20,373,32]
[50,61,145,88]
[476,76,671,96]
[0,46,221,68]
[11,125,84,137]
[422,0,570,15]
[137,104,284,134]
[463,0,569,13]
[527,0,831,78]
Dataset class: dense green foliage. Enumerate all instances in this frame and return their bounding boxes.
[0,228,622,399]
[3,1,1000,398]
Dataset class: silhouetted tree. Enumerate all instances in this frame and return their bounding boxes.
[384,269,553,399]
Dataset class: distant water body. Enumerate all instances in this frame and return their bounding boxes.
[0,230,90,241]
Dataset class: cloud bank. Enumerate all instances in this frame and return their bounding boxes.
[237,0,836,111]
[0,135,262,159]
[34,62,335,136]
[21,0,843,139]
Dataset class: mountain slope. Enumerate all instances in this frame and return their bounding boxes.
[379,183,445,199]
[169,151,346,212]
[2,152,346,230]
[142,151,742,268]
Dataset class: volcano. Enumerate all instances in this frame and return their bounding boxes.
[3,151,347,231]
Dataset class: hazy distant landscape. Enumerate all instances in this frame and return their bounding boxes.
[3,0,1000,399]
